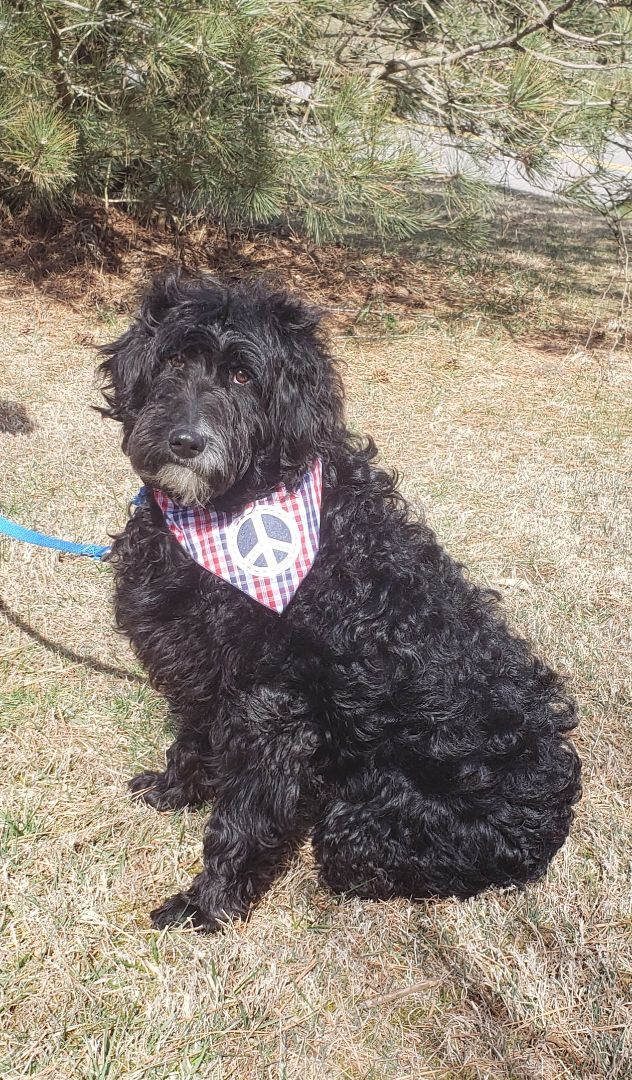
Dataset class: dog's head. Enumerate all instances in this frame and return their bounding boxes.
[99,274,343,505]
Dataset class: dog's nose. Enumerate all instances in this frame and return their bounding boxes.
[169,428,206,459]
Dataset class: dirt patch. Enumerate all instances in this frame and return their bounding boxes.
[0,203,445,319]
[0,197,626,354]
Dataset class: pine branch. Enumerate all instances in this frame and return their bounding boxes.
[531,0,627,46]
[368,0,598,77]
[36,0,73,110]
[520,48,630,70]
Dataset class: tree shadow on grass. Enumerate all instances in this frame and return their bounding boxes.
[0,192,625,354]
[0,595,144,683]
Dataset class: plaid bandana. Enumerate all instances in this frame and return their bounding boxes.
[154,459,322,614]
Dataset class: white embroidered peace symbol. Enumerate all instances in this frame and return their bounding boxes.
[226,506,301,577]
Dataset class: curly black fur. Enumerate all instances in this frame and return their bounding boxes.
[100,273,581,932]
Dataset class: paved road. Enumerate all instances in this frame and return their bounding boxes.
[419,128,631,203]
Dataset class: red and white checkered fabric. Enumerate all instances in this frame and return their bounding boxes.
[154,459,322,613]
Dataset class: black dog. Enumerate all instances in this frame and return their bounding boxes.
[100,274,581,931]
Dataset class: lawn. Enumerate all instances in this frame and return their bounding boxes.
[1,198,630,1078]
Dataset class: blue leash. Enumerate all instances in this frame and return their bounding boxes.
[0,488,147,561]
[0,514,110,560]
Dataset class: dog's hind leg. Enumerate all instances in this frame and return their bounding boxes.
[129,730,215,811]
[312,770,445,901]
[313,787,408,901]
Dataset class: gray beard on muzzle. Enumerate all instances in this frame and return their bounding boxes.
[129,420,246,506]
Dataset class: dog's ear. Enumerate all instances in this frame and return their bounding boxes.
[266,292,344,478]
[97,274,182,431]
[98,323,154,429]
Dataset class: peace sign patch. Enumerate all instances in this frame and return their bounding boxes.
[227,506,301,577]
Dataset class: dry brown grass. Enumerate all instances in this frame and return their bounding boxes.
[1,206,630,1079]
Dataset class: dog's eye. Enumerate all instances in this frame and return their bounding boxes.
[232,369,250,385]
[166,356,186,369]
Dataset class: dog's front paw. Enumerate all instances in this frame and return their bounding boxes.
[150,892,223,933]
[128,770,189,811]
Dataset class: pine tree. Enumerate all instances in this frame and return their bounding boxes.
[0,1,630,240]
